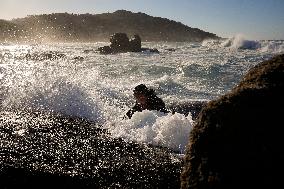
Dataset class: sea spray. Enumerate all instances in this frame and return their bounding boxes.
[105,110,193,153]
[260,40,284,53]
[201,35,284,54]
[221,34,261,50]
[1,41,282,152]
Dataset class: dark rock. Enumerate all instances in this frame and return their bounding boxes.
[0,110,181,188]
[151,48,159,53]
[98,46,112,54]
[25,51,66,61]
[141,48,159,53]
[83,49,95,53]
[98,33,159,54]
[73,56,84,60]
[110,33,130,53]
[129,34,142,52]
[165,48,176,52]
[181,54,284,189]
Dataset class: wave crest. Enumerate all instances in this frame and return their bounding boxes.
[221,34,261,50]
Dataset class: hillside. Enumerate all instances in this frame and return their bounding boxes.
[0,10,220,43]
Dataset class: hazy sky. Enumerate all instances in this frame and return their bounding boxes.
[1,0,284,40]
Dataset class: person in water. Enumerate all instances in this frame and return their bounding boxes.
[126,84,168,118]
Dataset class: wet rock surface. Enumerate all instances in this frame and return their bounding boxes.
[181,54,284,189]
[0,110,181,188]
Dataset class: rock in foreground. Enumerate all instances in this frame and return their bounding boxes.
[181,54,284,189]
[0,111,181,188]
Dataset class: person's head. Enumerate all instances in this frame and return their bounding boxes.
[133,84,153,105]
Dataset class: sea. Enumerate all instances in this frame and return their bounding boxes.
[1,35,283,153]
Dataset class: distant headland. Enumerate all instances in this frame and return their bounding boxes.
[0,10,220,43]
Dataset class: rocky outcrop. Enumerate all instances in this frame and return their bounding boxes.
[0,110,181,188]
[109,33,131,52]
[181,54,284,189]
[129,34,142,52]
[98,33,158,54]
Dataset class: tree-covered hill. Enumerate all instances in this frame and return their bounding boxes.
[0,10,220,43]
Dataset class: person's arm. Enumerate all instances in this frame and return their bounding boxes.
[126,109,134,119]
[125,103,141,119]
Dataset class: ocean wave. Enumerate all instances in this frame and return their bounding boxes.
[0,46,107,123]
[221,34,261,50]
[0,42,281,152]
[1,73,105,123]
[202,34,284,53]
[260,40,284,53]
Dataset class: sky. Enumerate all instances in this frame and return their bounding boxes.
[0,0,284,40]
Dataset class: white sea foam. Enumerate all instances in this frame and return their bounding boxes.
[260,40,284,53]
[0,42,282,151]
[105,110,193,153]
[201,34,284,54]
[221,34,261,50]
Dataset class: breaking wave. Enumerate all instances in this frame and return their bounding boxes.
[202,34,284,53]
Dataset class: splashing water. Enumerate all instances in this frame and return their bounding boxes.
[0,40,283,151]
[106,110,193,153]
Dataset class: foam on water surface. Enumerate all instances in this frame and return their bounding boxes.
[1,39,283,150]
[105,110,193,153]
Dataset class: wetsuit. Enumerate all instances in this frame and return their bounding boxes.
[126,94,168,118]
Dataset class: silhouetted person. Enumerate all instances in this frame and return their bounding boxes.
[126,84,168,119]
